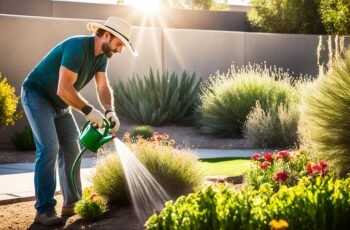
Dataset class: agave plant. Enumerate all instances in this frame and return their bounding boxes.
[113,69,200,126]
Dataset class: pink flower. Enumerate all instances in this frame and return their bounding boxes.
[274,171,289,182]
[260,161,271,170]
[264,153,273,162]
[251,153,262,161]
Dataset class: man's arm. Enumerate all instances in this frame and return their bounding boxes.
[95,71,114,112]
[57,66,105,127]
[57,66,89,111]
[95,72,120,132]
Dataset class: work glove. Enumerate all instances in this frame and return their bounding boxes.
[105,109,120,133]
[85,107,105,128]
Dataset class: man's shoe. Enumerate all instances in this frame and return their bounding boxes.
[34,210,63,226]
[61,205,75,216]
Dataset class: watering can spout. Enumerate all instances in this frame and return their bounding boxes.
[97,134,117,149]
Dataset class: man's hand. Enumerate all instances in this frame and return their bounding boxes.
[105,109,120,133]
[85,107,105,128]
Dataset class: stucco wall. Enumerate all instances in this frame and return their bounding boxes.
[0,0,251,31]
[0,14,340,145]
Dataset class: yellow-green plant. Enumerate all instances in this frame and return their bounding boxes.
[303,49,350,176]
[146,176,350,230]
[244,101,300,148]
[0,73,21,128]
[74,187,107,221]
[197,64,298,137]
[91,133,203,203]
[90,153,128,204]
[127,133,203,197]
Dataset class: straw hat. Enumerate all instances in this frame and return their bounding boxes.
[87,16,138,57]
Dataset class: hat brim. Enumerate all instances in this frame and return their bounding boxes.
[87,22,138,57]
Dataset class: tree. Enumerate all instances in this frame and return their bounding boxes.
[320,0,350,35]
[248,0,325,34]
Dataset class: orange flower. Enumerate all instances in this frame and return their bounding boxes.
[90,193,97,201]
[168,139,175,147]
[162,133,169,140]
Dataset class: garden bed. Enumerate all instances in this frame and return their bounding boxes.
[0,194,144,230]
[1,117,255,164]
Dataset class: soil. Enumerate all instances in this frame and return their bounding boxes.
[0,194,144,230]
[0,117,251,229]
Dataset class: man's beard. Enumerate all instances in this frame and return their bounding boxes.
[102,42,113,58]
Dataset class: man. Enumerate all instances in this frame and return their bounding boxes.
[21,16,138,226]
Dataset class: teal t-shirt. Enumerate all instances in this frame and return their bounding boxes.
[23,35,108,110]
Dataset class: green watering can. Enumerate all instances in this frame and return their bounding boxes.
[71,118,117,199]
[79,118,116,152]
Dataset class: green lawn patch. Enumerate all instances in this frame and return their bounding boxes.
[199,157,251,176]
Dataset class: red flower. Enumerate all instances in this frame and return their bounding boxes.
[274,171,289,182]
[251,153,262,161]
[319,161,328,169]
[278,151,289,158]
[260,161,271,170]
[305,162,313,173]
[312,164,322,174]
[156,134,162,141]
[264,153,273,162]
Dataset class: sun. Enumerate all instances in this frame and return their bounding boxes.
[131,0,162,14]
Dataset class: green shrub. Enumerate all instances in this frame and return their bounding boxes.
[90,153,128,204]
[197,64,297,137]
[129,134,203,197]
[131,125,154,140]
[74,187,107,221]
[320,0,350,35]
[91,134,203,204]
[243,101,300,148]
[113,69,200,126]
[248,0,325,34]
[0,73,21,128]
[146,176,350,230]
[11,126,35,151]
[302,49,350,176]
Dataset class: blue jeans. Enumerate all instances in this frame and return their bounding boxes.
[21,87,82,214]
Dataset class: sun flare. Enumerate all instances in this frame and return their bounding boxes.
[132,0,162,14]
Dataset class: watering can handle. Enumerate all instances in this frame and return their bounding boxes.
[81,118,110,136]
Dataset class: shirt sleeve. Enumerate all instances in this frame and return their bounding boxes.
[97,56,108,73]
[61,41,84,73]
